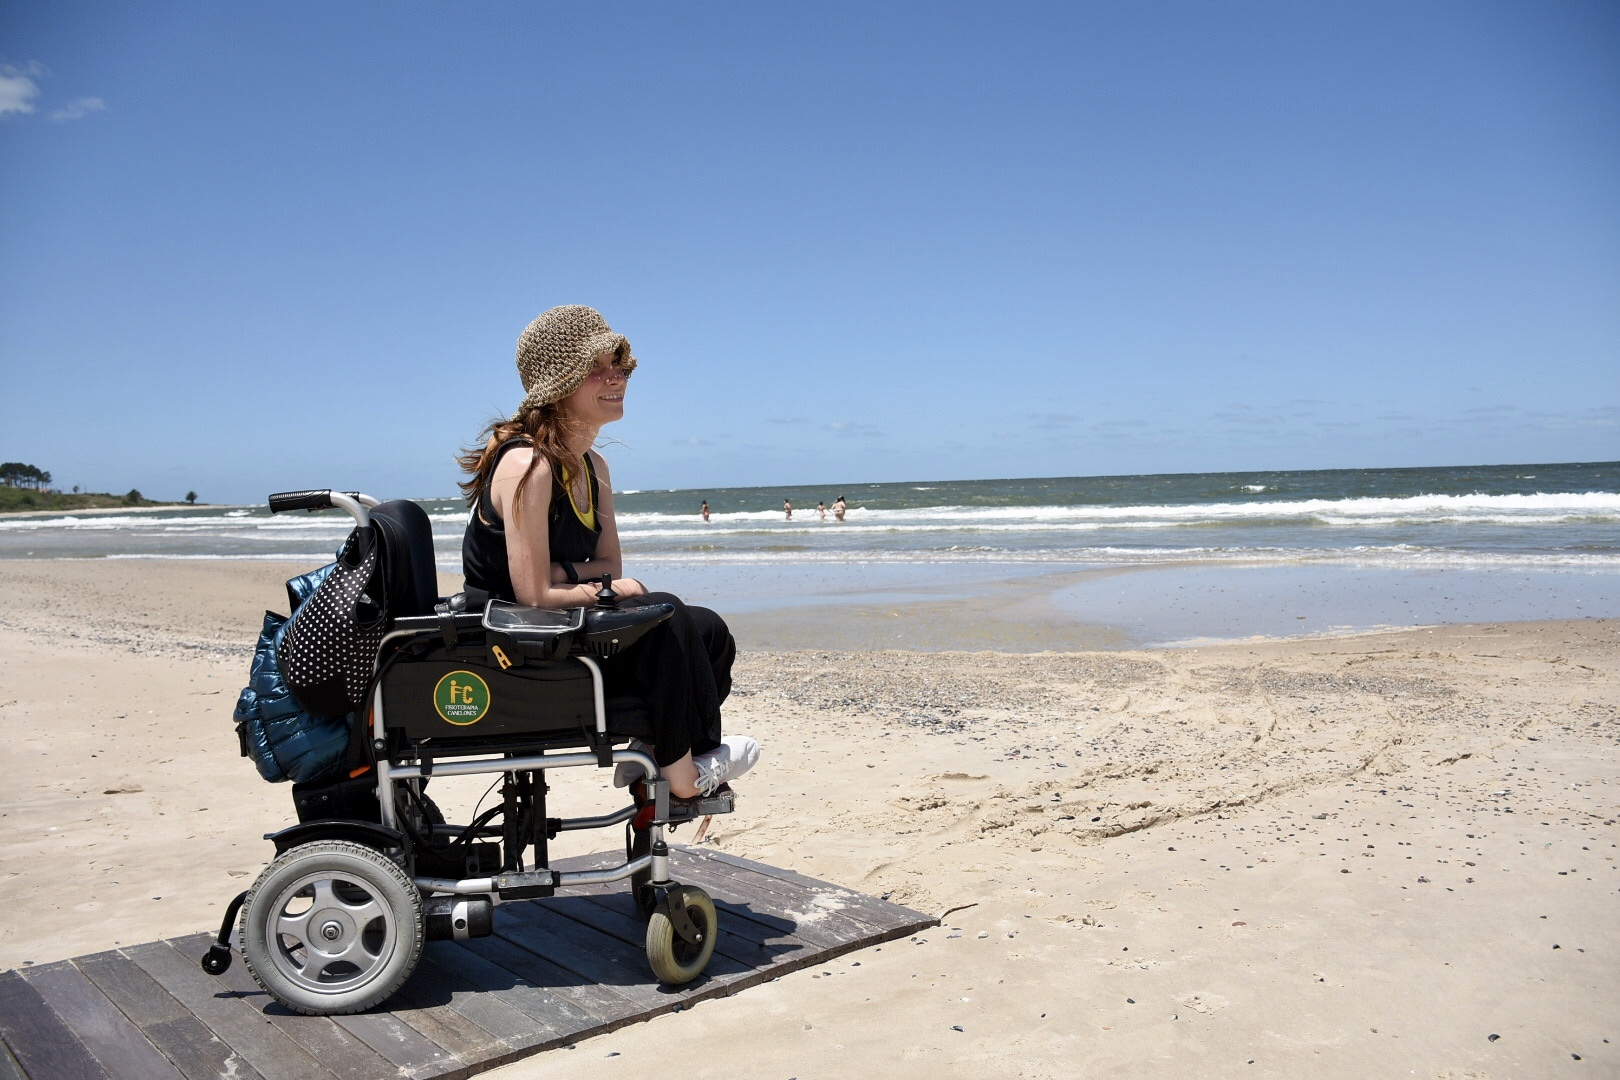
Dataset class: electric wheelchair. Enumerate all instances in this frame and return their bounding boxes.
[203,489,735,1016]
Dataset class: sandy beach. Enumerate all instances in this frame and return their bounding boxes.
[0,558,1615,1078]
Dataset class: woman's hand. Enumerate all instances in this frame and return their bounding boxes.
[610,576,648,599]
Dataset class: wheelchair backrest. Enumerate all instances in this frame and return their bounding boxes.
[370,500,440,620]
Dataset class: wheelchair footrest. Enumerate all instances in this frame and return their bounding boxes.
[662,786,734,822]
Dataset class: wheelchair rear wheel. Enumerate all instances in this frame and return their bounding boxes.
[240,840,424,1015]
[645,885,717,985]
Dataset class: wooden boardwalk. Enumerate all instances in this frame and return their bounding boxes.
[0,847,934,1080]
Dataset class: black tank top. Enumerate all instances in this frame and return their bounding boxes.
[462,438,602,603]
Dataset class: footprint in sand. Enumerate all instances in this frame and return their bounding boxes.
[1177,992,1231,1015]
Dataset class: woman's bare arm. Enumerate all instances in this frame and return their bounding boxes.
[494,446,603,608]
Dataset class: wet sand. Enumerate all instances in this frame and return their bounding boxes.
[643,558,1620,650]
[0,558,1615,1078]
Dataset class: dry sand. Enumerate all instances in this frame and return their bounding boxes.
[0,558,1615,1078]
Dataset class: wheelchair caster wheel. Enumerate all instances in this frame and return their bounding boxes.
[200,943,232,976]
[240,840,424,1016]
[645,885,717,985]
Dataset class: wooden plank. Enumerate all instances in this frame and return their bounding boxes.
[496,893,762,1012]
[664,860,860,939]
[411,945,589,1052]
[550,847,917,949]
[697,848,935,935]
[124,940,336,1080]
[169,936,396,1080]
[0,970,108,1080]
[489,903,697,1015]
[74,949,265,1080]
[577,884,809,969]
[421,941,603,1035]
[660,855,897,948]
[18,961,183,1080]
[551,854,825,948]
[541,848,933,996]
[684,846,938,933]
[327,1010,456,1080]
[457,930,641,1026]
[383,975,506,1066]
[556,889,782,977]
[471,876,837,1027]
[567,878,904,1005]
[0,1037,26,1080]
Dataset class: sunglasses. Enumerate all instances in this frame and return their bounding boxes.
[585,361,634,382]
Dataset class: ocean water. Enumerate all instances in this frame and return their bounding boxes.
[5,461,1614,567]
[4,461,1617,646]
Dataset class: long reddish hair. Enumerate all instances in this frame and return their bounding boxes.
[457,403,578,518]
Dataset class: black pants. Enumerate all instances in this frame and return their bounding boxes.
[605,592,734,767]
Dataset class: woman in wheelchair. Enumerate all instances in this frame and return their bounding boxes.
[458,304,758,806]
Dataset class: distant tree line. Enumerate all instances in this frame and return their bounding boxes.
[0,462,52,490]
[0,462,199,506]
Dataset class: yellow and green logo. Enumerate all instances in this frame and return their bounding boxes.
[433,670,491,725]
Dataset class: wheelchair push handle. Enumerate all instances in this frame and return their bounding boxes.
[267,489,379,528]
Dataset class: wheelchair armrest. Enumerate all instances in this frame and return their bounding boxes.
[579,602,675,657]
[482,601,585,660]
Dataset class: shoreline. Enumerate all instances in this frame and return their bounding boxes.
[3,555,1619,654]
[0,503,211,518]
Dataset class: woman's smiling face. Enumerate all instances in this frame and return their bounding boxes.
[559,348,630,427]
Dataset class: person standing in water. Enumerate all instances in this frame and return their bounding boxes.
[833,495,846,522]
[783,498,792,520]
[700,499,710,522]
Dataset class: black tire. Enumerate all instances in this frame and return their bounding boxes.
[240,840,423,1015]
[646,885,717,985]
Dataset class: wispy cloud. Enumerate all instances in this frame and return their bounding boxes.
[1,62,103,122]
[0,62,44,117]
[1544,405,1619,431]
[824,420,884,437]
[768,417,807,425]
[1211,403,1275,426]
[1090,418,1150,434]
[49,96,105,122]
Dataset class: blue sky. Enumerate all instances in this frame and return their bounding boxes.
[1,2,1616,504]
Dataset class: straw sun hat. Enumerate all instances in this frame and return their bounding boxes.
[512,305,637,416]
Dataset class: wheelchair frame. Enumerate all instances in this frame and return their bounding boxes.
[204,490,733,1016]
